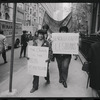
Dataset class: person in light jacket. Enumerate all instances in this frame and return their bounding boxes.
[30,29,52,93]
[0,30,7,64]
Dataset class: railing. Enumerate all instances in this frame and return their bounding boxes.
[79,35,98,60]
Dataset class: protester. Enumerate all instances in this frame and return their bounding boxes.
[87,33,100,97]
[30,29,52,93]
[54,26,72,88]
[42,24,54,61]
[0,30,7,64]
[33,31,38,43]
[19,31,28,58]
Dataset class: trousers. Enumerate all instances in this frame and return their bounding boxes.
[20,46,27,57]
[2,49,7,62]
[56,55,71,82]
[32,67,50,89]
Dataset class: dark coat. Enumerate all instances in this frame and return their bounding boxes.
[21,34,28,46]
[87,42,100,90]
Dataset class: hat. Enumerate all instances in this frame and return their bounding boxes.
[37,29,46,35]
[59,26,68,32]
[42,24,49,30]
[23,30,27,33]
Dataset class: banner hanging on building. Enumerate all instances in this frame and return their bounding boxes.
[52,33,79,54]
[28,46,49,77]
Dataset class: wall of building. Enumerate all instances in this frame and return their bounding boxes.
[91,3,100,34]
[0,3,59,33]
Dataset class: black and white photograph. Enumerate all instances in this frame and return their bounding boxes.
[0,2,100,98]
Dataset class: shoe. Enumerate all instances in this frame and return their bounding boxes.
[59,80,63,83]
[4,61,8,64]
[19,56,22,58]
[27,57,30,60]
[75,58,78,60]
[44,77,47,80]
[30,88,38,93]
[46,80,50,84]
[62,82,67,88]
[24,55,26,57]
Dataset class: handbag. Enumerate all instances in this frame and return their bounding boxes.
[82,61,91,88]
[82,62,89,73]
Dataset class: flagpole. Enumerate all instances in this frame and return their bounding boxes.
[9,3,17,92]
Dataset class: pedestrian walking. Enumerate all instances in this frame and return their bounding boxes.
[30,29,52,93]
[0,30,7,64]
[87,33,100,97]
[42,24,54,61]
[55,26,72,88]
[19,31,28,58]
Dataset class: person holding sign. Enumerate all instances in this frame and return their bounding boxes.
[30,29,52,93]
[55,26,72,88]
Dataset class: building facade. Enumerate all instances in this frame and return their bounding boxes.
[0,3,11,20]
[91,3,100,34]
[0,3,59,35]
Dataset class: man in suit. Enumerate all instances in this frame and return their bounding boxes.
[19,31,28,58]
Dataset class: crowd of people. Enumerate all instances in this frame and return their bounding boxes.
[0,24,100,97]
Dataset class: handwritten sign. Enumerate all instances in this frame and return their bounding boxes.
[52,33,79,54]
[28,46,49,77]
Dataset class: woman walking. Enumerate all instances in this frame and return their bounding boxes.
[55,26,72,88]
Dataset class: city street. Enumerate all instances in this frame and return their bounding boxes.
[0,2,100,98]
[0,46,28,83]
[0,42,93,97]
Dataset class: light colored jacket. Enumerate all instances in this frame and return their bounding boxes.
[0,34,6,53]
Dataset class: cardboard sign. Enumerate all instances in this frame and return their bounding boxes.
[52,33,79,54]
[28,46,49,77]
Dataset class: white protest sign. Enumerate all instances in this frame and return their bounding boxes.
[28,46,49,77]
[52,33,79,54]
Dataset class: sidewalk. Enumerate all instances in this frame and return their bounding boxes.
[0,52,92,97]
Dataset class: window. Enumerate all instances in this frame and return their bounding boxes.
[0,3,1,8]
[0,12,1,18]
[33,12,36,17]
[30,8,32,14]
[5,13,10,20]
[5,3,9,6]
[25,4,29,12]
[34,18,36,22]
[39,17,42,24]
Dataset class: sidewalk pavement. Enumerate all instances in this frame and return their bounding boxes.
[0,52,92,97]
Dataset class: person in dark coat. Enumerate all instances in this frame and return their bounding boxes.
[19,31,28,58]
[87,33,100,97]
[54,26,72,88]
[30,29,52,93]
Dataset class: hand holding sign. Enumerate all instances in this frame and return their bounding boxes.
[52,33,79,54]
[28,46,49,77]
